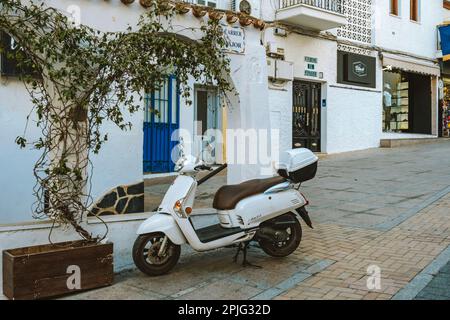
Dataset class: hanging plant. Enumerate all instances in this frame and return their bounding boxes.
[226,11,239,24]
[175,2,191,14]
[208,10,225,21]
[238,14,253,27]
[192,5,207,18]
[253,19,266,30]
[0,0,233,242]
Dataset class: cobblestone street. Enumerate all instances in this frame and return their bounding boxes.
[67,141,450,300]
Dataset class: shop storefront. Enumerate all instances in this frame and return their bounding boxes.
[440,80,450,137]
[383,70,431,134]
[382,55,440,135]
[439,61,450,137]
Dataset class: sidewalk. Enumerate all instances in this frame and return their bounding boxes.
[275,193,450,300]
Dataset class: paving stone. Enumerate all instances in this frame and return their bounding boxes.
[64,141,450,300]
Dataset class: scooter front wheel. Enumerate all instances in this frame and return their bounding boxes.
[133,232,181,276]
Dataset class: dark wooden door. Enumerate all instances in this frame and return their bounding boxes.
[292,80,321,152]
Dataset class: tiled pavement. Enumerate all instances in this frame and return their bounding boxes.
[415,261,450,300]
[71,141,450,300]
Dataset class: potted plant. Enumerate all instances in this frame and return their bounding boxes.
[0,0,232,299]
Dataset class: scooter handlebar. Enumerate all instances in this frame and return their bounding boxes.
[194,164,213,171]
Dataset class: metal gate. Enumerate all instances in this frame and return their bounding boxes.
[143,76,180,173]
[292,80,321,152]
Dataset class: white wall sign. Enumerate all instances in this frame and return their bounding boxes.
[222,25,245,54]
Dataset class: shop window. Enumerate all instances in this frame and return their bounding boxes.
[390,0,399,16]
[383,69,432,134]
[383,70,409,133]
[0,31,35,77]
[410,0,420,22]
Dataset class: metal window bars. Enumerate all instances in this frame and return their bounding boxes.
[279,0,344,14]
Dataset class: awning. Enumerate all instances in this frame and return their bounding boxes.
[382,56,440,77]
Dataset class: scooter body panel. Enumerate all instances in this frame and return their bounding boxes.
[158,175,197,213]
[137,212,187,245]
[218,189,307,229]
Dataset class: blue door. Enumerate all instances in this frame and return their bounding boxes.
[143,76,180,173]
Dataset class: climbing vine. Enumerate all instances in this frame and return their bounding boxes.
[0,0,232,241]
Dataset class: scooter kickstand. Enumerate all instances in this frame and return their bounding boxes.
[233,243,242,263]
[234,242,262,269]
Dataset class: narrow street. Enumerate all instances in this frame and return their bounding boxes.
[64,141,450,300]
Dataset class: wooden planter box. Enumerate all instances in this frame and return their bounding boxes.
[2,241,113,300]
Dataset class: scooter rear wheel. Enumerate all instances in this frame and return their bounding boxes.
[258,216,302,258]
[133,232,181,276]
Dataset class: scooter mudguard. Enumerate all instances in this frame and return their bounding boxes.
[136,213,187,245]
[296,207,313,229]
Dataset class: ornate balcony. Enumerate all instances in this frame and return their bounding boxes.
[276,0,347,31]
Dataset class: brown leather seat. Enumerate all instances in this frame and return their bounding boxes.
[213,176,286,210]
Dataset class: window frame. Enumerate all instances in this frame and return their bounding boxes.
[390,0,400,16]
[195,0,217,8]
[410,0,421,22]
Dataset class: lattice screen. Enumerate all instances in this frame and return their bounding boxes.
[337,0,373,46]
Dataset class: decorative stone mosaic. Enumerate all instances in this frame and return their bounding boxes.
[88,181,144,216]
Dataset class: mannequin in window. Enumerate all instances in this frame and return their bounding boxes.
[383,83,392,131]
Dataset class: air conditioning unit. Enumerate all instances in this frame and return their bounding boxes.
[275,60,294,81]
[274,27,287,37]
[231,0,261,17]
[267,58,294,82]
[266,41,285,58]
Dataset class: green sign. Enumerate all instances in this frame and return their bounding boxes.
[305,56,318,63]
[304,56,318,78]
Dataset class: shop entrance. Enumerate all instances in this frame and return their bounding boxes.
[292,80,321,152]
[383,70,432,134]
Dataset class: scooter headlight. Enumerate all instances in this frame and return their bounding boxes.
[173,198,193,218]
[174,198,187,218]
[174,199,182,211]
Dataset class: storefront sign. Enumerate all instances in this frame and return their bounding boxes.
[304,56,318,78]
[222,25,245,54]
[352,61,368,77]
[337,51,376,88]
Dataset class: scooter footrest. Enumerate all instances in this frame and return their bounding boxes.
[195,224,242,243]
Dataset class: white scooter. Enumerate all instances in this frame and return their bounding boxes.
[133,148,318,276]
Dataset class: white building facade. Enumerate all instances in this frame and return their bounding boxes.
[0,0,446,291]
[259,0,442,156]
[0,0,272,281]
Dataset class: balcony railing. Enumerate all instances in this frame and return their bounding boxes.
[279,0,344,14]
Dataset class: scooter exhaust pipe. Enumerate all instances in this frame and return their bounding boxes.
[256,227,289,242]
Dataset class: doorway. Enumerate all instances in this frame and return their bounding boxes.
[194,86,222,164]
[292,80,321,152]
[143,76,180,173]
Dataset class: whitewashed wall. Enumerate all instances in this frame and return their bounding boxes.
[0,0,269,223]
[374,0,441,59]
[0,80,42,224]
[0,2,270,295]
[263,28,383,155]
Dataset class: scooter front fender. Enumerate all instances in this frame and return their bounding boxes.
[137,213,187,245]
